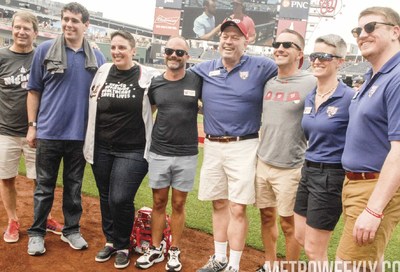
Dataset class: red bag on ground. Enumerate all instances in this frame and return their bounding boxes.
[130,207,172,256]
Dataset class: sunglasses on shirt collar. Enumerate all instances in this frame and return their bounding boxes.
[164,47,188,57]
[272,41,302,51]
[351,21,395,38]
[309,52,342,62]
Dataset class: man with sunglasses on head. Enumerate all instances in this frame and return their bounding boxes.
[191,18,277,272]
[336,7,400,271]
[255,29,316,272]
[135,36,202,272]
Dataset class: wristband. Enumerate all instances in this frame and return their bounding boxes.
[365,207,384,219]
[28,121,37,127]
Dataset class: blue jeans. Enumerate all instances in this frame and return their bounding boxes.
[91,145,148,250]
[28,140,86,237]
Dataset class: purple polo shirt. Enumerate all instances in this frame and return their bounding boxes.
[342,52,400,172]
[302,81,354,163]
[191,55,277,136]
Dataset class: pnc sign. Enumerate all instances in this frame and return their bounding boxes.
[279,0,310,20]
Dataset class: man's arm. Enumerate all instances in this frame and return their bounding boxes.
[26,90,41,148]
[199,24,221,41]
[353,140,400,245]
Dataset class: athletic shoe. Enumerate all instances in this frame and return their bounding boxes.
[3,219,20,243]
[46,218,63,235]
[197,255,228,272]
[135,242,165,269]
[27,236,46,256]
[223,266,239,272]
[256,265,266,272]
[95,243,116,262]
[166,247,182,271]
[114,249,130,269]
[61,233,88,250]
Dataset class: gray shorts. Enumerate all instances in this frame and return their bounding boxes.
[148,151,198,192]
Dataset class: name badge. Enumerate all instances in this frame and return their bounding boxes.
[209,70,221,77]
[184,89,196,96]
[303,107,312,115]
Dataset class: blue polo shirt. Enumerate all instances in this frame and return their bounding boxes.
[191,55,277,136]
[27,40,106,141]
[342,52,400,172]
[302,81,354,163]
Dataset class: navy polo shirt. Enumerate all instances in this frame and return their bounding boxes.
[342,52,400,172]
[28,40,105,140]
[191,55,277,136]
[302,81,354,164]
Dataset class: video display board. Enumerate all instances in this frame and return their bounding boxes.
[181,0,278,46]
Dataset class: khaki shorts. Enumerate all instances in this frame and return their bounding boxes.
[0,135,36,180]
[198,138,258,205]
[336,177,400,262]
[255,159,301,216]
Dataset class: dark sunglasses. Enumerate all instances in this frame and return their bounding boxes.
[351,21,395,38]
[309,52,342,62]
[272,41,301,51]
[164,47,187,57]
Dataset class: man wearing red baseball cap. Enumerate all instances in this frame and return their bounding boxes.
[220,18,248,40]
[191,15,277,272]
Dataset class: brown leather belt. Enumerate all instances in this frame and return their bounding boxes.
[206,133,259,143]
[346,172,380,180]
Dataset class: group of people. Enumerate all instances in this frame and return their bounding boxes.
[1,2,400,272]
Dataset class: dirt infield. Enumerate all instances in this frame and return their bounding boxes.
[0,176,264,272]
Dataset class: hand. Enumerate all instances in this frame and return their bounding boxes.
[353,209,382,246]
[26,127,37,148]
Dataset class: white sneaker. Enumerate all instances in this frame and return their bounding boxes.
[135,241,165,269]
[166,247,182,271]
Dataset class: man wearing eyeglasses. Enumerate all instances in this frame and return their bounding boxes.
[337,7,400,270]
[255,29,316,272]
[191,18,277,272]
[135,36,202,272]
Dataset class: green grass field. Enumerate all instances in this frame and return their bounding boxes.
[19,148,400,261]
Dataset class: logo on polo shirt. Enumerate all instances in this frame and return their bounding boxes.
[368,85,378,97]
[326,106,338,117]
[239,71,249,80]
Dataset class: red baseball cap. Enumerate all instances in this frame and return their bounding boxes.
[220,18,248,40]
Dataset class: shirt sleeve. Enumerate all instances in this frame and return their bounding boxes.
[193,17,205,37]
[27,45,45,92]
[386,77,400,140]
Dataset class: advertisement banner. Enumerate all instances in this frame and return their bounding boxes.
[279,0,310,20]
[153,8,181,37]
[277,19,307,39]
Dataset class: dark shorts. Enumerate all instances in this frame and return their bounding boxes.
[294,164,345,231]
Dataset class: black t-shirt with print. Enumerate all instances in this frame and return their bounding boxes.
[95,65,145,150]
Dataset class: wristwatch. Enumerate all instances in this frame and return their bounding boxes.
[28,121,37,127]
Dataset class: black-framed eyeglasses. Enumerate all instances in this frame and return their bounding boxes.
[309,52,342,62]
[272,41,301,51]
[164,48,188,57]
[351,21,395,38]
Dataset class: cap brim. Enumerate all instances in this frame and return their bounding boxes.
[220,20,248,40]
